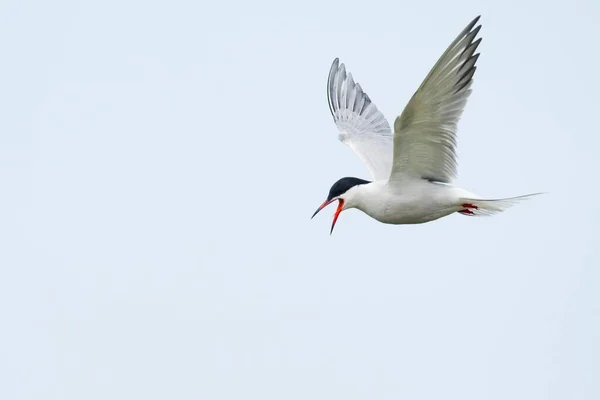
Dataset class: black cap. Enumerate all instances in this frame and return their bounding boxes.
[327,177,371,201]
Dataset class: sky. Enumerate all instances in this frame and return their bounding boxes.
[0,0,598,399]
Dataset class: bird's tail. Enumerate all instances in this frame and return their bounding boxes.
[457,193,543,216]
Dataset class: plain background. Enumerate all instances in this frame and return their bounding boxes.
[1,0,598,399]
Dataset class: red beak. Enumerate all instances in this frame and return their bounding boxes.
[311,199,345,234]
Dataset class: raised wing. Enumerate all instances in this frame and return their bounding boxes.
[389,16,482,184]
[328,58,393,181]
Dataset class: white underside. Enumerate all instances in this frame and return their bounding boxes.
[342,179,538,225]
[342,180,466,224]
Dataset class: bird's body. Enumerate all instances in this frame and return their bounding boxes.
[311,16,541,233]
[344,180,472,225]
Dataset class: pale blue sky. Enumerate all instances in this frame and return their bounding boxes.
[0,0,598,399]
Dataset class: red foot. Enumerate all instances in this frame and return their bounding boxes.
[461,203,479,209]
[459,209,475,215]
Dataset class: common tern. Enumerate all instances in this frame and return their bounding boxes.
[312,16,540,234]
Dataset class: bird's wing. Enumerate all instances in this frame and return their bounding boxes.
[389,16,482,185]
[328,58,393,181]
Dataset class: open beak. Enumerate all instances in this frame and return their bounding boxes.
[311,199,345,235]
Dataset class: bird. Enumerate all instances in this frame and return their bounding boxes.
[311,16,541,234]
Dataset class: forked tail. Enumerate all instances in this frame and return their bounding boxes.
[457,193,543,216]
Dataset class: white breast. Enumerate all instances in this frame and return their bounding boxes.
[346,180,464,224]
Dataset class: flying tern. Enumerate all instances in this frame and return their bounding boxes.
[311,16,540,234]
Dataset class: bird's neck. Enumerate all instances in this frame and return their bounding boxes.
[344,180,384,210]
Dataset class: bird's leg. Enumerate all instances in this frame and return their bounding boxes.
[458,203,478,215]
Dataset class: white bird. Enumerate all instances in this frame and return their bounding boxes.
[311,16,541,234]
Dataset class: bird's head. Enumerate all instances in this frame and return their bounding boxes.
[311,177,371,234]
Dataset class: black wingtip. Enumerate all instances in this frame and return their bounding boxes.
[327,58,341,117]
[467,16,482,36]
[454,16,481,46]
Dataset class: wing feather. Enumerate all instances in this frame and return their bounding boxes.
[327,59,393,181]
[390,16,483,184]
